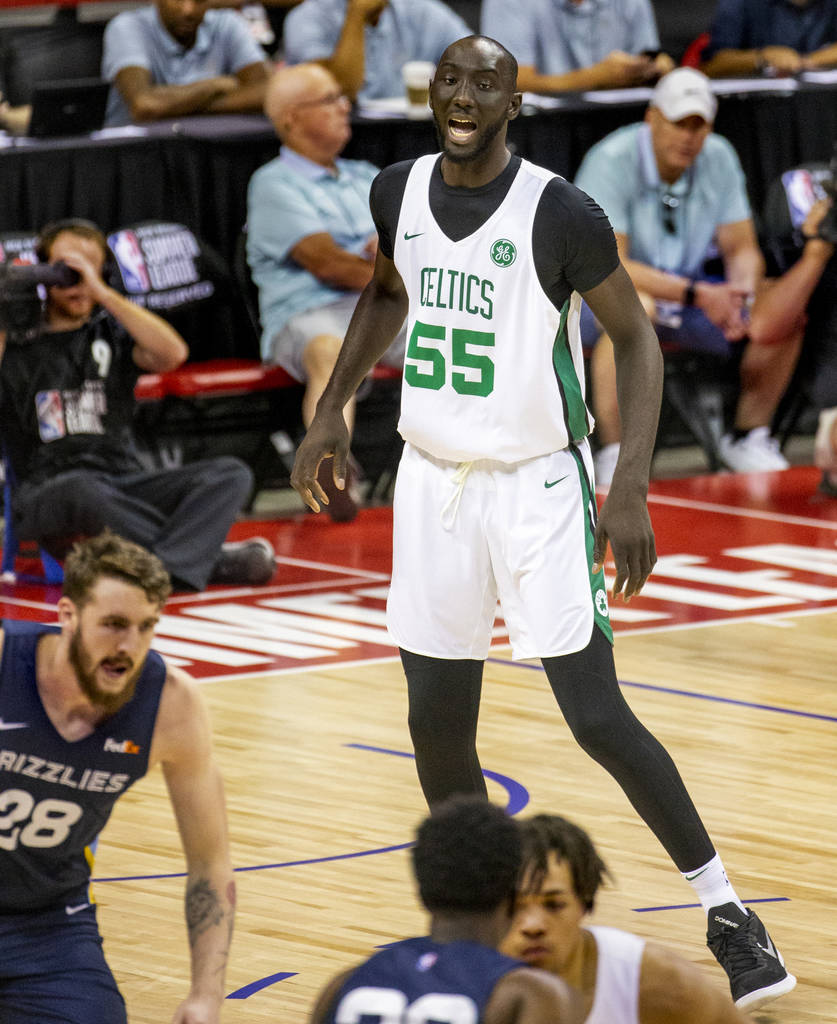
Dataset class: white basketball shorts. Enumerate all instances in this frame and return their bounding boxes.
[386,439,612,661]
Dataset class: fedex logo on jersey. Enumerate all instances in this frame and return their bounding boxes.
[104,738,141,754]
[109,230,151,294]
[35,390,66,442]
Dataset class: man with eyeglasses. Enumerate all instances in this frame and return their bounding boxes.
[575,67,800,485]
[247,62,406,519]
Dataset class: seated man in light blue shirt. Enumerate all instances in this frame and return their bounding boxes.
[575,68,802,482]
[282,0,471,102]
[481,0,674,95]
[247,62,405,520]
[102,0,270,127]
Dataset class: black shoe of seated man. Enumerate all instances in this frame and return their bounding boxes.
[706,902,796,1009]
[316,456,358,523]
[210,537,275,586]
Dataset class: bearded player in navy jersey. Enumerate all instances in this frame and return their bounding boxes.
[0,531,234,1024]
[292,35,794,1010]
[309,796,580,1024]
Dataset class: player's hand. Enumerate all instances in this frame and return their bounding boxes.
[593,483,656,601]
[170,993,220,1024]
[290,408,351,513]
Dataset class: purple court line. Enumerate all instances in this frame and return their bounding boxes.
[227,972,297,999]
[487,657,837,723]
[92,746,529,883]
[634,897,790,913]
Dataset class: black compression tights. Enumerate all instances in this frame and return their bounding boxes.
[400,629,715,871]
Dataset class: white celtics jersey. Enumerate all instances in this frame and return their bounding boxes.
[393,154,592,463]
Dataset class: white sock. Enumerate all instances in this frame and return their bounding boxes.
[682,853,746,914]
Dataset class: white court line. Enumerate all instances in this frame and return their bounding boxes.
[648,492,837,531]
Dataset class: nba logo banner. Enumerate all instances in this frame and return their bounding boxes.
[108,230,151,293]
[35,389,66,442]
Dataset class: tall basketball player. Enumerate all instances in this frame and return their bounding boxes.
[291,34,794,1010]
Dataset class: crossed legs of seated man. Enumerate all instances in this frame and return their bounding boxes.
[12,457,275,590]
[587,292,802,485]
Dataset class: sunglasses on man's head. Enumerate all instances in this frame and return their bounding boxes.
[661,192,679,234]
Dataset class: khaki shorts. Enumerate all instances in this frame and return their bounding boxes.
[268,294,406,382]
[386,439,612,661]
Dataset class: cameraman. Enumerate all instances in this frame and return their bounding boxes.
[749,196,837,495]
[0,218,276,588]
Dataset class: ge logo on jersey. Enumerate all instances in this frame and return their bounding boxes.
[595,588,608,617]
[490,239,516,267]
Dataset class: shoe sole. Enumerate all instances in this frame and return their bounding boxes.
[735,972,797,1009]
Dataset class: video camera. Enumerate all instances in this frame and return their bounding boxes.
[0,260,81,344]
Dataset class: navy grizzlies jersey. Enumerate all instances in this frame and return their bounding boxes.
[326,936,524,1023]
[0,621,166,913]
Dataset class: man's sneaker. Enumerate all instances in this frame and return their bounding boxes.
[719,427,790,472]
[210,538,275,586]
[593,442,620,490]
[707,902,797,1009]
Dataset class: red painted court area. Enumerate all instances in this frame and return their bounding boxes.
[2,466,835,680]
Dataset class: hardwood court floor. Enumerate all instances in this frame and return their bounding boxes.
[2,465,836,1021]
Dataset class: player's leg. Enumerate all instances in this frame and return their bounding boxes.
[542,627,796,1009]
[400,649,487,806]
[387,445,498,807]
[495,440,794,1009]
[0,906,127,1024]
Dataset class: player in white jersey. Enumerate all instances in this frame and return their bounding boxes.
[291,34,794,1010]
[503,814,750,1024]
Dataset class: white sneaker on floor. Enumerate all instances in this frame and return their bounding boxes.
[719,427,789,472]
[594,442,620,489]
[814,407,837,473]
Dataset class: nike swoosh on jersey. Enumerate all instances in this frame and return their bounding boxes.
[0,718,29,730]
[65,903,91,916]
[544,475,569,489]
[403,231,424,240]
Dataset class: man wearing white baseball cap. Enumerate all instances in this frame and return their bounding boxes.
[576,67,802,485]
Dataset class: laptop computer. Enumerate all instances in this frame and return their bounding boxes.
[27,78,110,139]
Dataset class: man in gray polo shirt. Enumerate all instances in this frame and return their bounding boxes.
[102,0,270,127]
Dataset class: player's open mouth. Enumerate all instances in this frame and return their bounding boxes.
[101,660,131,679]
[448,117,477,142]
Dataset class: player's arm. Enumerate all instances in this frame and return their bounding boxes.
[308,967,354,1024]
[639,942,748,1023]
[584,262,662,600]
[151,666,235,1024]
[291,245,407,511]
[114,66,240,123]
[55,245,188,372]
[485,967,583,1024]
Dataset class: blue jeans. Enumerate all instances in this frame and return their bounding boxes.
[580,300,735,358]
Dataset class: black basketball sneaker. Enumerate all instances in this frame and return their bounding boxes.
[707,902,796,1009]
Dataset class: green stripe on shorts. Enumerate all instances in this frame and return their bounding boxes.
[568,445,613,645]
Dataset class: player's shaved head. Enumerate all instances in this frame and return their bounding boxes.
[438,35,518,93]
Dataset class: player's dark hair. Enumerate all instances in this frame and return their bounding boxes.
[411,796,522,913]
[63,530,172,609]
[517,815,611,912]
